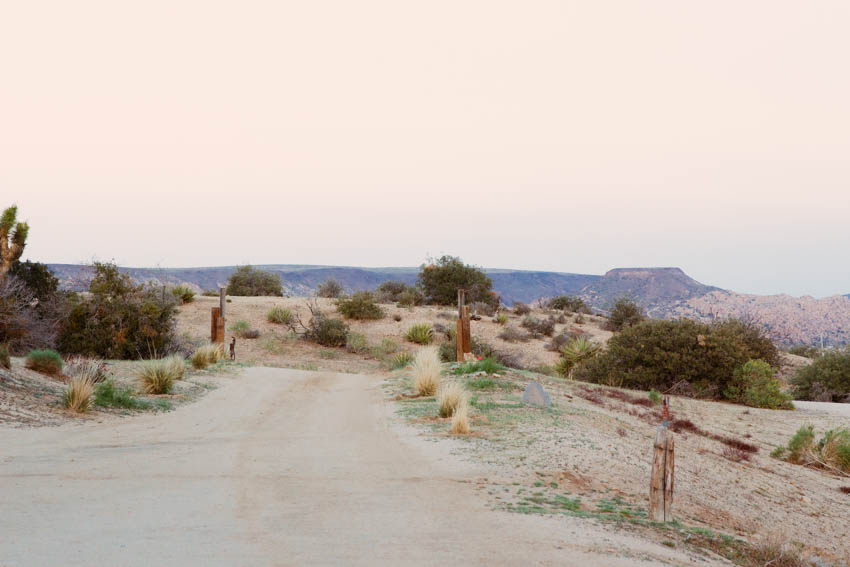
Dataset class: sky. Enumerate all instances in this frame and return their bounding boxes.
[2,1,849,298]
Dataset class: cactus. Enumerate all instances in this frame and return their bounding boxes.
[0,205,28,279]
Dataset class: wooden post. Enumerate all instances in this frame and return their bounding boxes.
[649,396,675,522]
[462,305,471,359]
[211,307,221,343]
[219,287,226,327]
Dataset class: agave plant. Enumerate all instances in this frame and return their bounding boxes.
[557,336,601,378]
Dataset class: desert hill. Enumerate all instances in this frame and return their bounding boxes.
[45,263,850,346]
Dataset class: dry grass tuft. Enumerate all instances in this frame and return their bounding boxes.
[191,343,223,369]
[451,399,470,434]
[64,375,95,413]
[437,381,467,418]
[136,359,179,394]
[412,347,441,397]
[163,355,186,380]
[63,356,108,383]
[742,533,808,567]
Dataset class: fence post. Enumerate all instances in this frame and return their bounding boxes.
[649,396,675,522]
[211,307,221,343]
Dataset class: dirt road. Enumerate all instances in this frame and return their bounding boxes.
[0,368,715,566]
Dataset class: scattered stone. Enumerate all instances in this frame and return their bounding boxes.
[522,381,551,407]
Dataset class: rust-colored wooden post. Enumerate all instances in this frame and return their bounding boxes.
[462,305,471,359]
[649,396,675,522]
[456,289,466,362]
[211,307,221,343]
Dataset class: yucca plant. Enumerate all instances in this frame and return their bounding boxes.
[557,336,602,378]
[405,323,434,345]
[392,351,414,369]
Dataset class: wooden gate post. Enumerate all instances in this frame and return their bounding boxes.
[211,307,221,343]
[649,396,675,522]
[211,286,227,345]
[455,289,472,361]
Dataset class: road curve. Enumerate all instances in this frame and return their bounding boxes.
[0,367,712,566]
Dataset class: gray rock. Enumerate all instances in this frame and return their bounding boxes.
[522,381,551,407]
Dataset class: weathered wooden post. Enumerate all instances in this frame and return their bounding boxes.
[216,287,226,345]
[210,307,221,343]
[456,289,472,362]
[649,396,675,522]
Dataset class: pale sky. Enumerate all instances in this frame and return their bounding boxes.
[2,1,849,297]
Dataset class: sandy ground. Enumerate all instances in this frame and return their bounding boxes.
[385,368,850,564]
[0,367,716,567]
[175,296,613,372]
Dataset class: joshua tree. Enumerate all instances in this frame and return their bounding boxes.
[0,205,29,280]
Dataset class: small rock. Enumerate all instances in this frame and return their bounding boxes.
[522,381,551,407]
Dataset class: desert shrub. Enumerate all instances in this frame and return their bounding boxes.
[397,288,424,307]
[574,313,586,325]
[136,358,181,394]
[230,320,260,339]
[437,382,467,417]
[376,281,407,301]
[64,375,95,412]
[438,341,456,363]
[0,275,64,354]
[547,332,572,352]
[25,349,63,375]
[405,323,434,345]
[520,315,555,337]
[576,318,780,398]
[379,338,399,354]
[345,332,369,354]
[412,347,441,396]
[9,260,58,301]
[308,317,349,347]
[775,425,850,474]
[63,356,108,383]
[547,295,590,313]
[788,344,820,359]
[648,389,662,405]
[191,343,222,369]
[0,343,9,369]
[267,306,294,325]
[316,278,343,298]
[392,313,402,322]
[450,358,504,376]
[725,359,793,409]
[472,301,496,317]
[171,285,195,304]
[94,380,149,409]
[791,349,850,402]
[392,351,414,369]
[202,290,219,297]
[417,255,495,307]
[451,400,470,434]
[494,313,508,325]
[498,325,530,343]
[336,291,385,320]
[555,336,601,378]
[226,265,282,296]
[604,297,645,331]
[513,302,531,315]
[57,262,177,359]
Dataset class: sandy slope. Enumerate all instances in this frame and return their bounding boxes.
[0,367,713,567]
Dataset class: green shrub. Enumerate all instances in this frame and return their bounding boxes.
[308,317,349,347]
[135,359,178,394]
[547,295,590,313]
[345,332,369,354]
[267,306,294,325]
[513,302,531,315]
[576,318,780,398]
[336,291,385,320]
[725,359,793,409]
[450,358,504,375]
[405,323,434,345]
[648,389,662,405]
[9,260,59,301]
[417,255,495,306]
[495,313,508,325]
[230,320,259,339]
[226,265,283,296]
[791,349,850,402]
[392,351,414,369]
[788,345,821,359]
[317,278,343,298]
[498,325,529,343]
[604,298,645,331]
[787,425,816,463]
[520,316,555,337]
[57,262,177,359]
[25,349,63,375]
[0,343,9,369]
[94,380,149,409]
[397,288,424,307]
[776,425,850,474]
[171,285,195,304]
